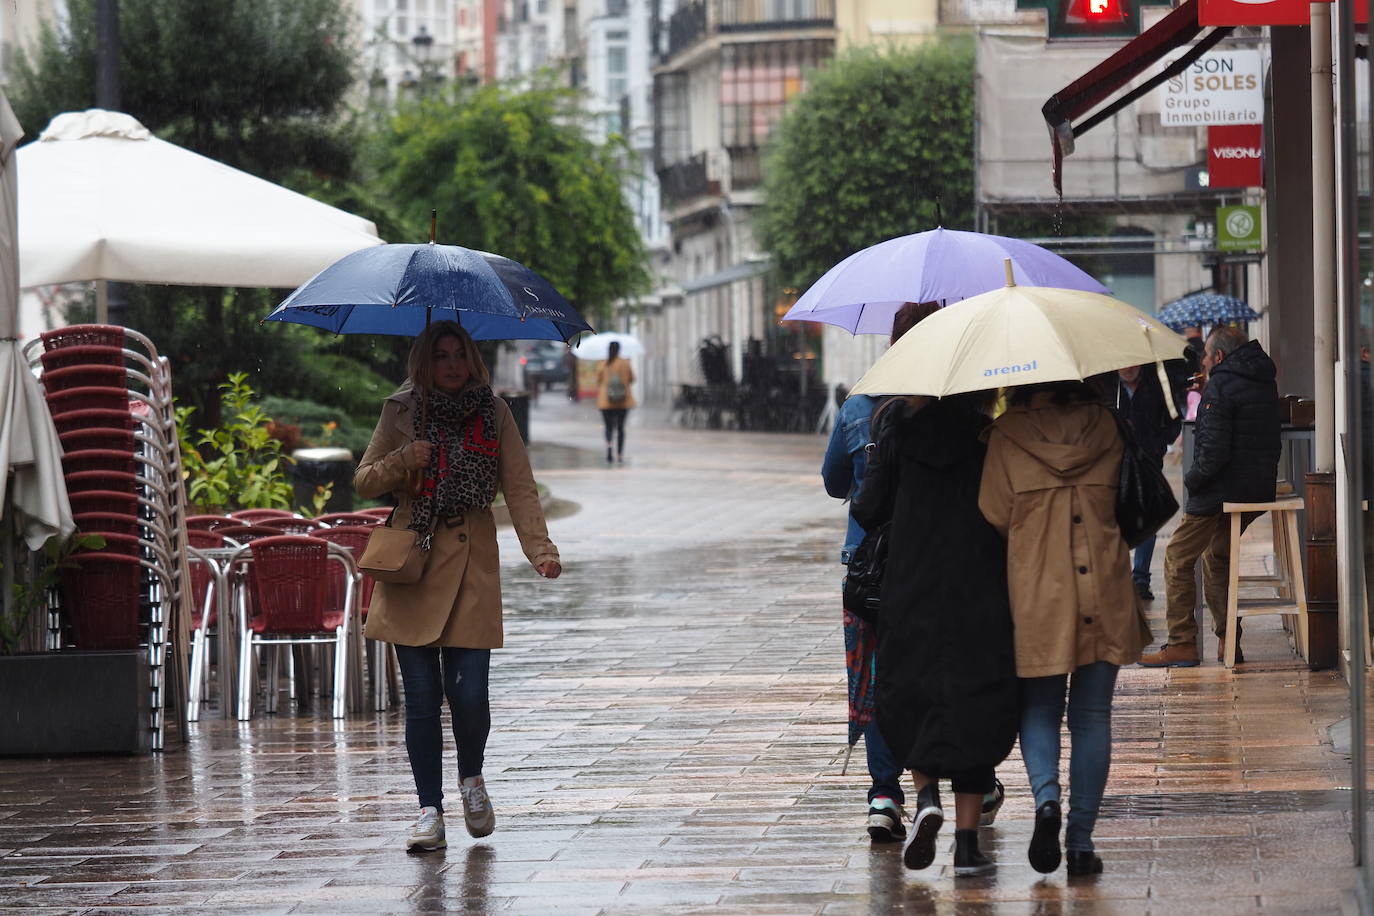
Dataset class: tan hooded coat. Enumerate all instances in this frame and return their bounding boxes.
[978,395,1149,677]
[354,388,559,649]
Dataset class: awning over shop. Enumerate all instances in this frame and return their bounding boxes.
[1041,0,1233,194]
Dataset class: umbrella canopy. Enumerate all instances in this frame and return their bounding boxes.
[1157,292,1260,331]
[264,243,593,341]
[18,109,383,289]
[849,280,1188,398]
[570,331,643,360]
[0,93,71,548]
[783,227,1111,334]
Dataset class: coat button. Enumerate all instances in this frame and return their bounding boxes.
[1084,616,1094,624]
[1078,565,1088,574]
[1073,515,1083,523]
[458,533,468,543]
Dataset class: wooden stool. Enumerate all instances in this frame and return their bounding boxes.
[1221,498,1309,669]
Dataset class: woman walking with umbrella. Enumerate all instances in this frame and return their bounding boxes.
[355,320,562,853]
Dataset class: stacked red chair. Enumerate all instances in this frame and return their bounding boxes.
[25,324,194,750]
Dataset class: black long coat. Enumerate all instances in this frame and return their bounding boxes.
[1184,339,1281,516]
[852,398,1018,778]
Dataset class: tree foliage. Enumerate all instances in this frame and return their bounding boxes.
[10,0,357,179]
[759,39,980,291]
[372,81,650,325]
[760,38,1109,295]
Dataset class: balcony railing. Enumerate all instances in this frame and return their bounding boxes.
[663,0,835,61]
[718,0,835,30]
[658,152,717,206]
[667,1,708,59]
[728,147,762,190]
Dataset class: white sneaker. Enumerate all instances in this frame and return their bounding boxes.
[460,776,496,838]
[406,806,446,852]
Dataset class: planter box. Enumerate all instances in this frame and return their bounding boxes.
[0,650,151,755]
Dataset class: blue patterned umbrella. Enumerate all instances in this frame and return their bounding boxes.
[1157,292,1259,331]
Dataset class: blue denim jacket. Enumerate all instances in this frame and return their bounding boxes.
[821,394,877,562]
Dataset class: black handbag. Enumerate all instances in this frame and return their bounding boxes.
[1111,409,1178,549]
[842,520,889,626]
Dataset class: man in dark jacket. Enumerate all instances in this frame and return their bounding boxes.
[1117,364,1183,601]
[1140,327,1281,667]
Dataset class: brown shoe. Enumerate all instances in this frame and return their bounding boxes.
[1216,641,1244,664]
[1139,643,1200,668]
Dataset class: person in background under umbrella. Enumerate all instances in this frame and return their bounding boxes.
[979,380,1149,877]
[852,378,1017,878]
[596,340,636,464]
[355,320,563,853]
[1116,364,1182,601]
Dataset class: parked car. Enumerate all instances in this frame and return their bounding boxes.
[517,341,571,391]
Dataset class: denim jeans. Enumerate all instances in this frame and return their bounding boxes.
[1019,661,1120,853]
[1132,534,1156,587]
[865,720,904,805]
[394,645,492,813]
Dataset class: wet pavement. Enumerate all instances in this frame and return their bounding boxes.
[0,395,1359,913]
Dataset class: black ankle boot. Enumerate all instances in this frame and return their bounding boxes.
[1066,850,1103,876]
[903,784,943,871]
[953,828,994,877]
[1028,800,1062,874]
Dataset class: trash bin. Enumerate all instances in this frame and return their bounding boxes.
[500,391,531,443]
[290,446,354,513]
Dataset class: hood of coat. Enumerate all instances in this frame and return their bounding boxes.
[988,395,1117,480]
[1211,339,1276,384]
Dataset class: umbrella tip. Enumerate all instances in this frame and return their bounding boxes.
[1003,258,1015,287]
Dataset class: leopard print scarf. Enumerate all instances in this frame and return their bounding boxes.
[407,384,500,534]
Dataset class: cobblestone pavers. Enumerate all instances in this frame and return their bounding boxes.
[0,398,1358,913]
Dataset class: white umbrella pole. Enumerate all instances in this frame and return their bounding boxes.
[95,279,109,324]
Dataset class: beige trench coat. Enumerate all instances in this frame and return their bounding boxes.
[354,389,559,649]
[978,395,1150,678]
[595,358,636,410]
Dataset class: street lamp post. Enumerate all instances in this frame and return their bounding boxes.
[412,24,436,97]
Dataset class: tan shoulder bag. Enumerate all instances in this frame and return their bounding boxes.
[359,510,435,585]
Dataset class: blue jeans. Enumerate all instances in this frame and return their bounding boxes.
[394,645,492,813]
[1019,661,1119,853]
[865,720,904,805]
[1132,534,1156,587]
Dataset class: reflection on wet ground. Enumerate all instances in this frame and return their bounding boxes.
[0,399,1359,913]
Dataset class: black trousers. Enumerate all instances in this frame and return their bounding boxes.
[601,408,627,453]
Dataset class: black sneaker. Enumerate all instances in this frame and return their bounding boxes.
[866,796,906,842]
[953,828,995,877]
[903,784,943,870]
[1066,850,1104,876]
[979,778,1005,827]
[1028,799,1062,874]
[1134,581,1154,601]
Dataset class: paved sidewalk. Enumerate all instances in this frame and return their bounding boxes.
[0,398,1357,913]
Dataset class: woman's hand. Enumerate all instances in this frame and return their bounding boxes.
[536,560,562,579]
[403,440,433,470]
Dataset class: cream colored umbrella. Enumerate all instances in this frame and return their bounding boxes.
[849,262,1188,404]
[0,91,71,551]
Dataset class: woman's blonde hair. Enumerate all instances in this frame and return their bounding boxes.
[406,320,491,391]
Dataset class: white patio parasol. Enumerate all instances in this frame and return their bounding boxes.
[0,92,71,551]
[18,109,383,290]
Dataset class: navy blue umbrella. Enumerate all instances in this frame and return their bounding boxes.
[1156,292,1259,332]
[264,243,593,341]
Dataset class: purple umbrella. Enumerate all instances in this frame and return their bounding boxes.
[783,227,1111,335]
